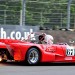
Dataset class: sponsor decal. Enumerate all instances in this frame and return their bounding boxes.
[65,57,72,60]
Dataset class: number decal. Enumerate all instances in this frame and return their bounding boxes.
[66,49,75,56]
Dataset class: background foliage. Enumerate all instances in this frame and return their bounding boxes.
[0,0,75,29]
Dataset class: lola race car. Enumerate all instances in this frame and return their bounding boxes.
[0,33,75,65]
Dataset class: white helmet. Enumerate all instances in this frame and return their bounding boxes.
[44,35,54,45]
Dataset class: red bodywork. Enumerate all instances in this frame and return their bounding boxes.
[0,39,75,63]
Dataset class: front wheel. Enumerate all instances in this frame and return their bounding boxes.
[26,48,40,65]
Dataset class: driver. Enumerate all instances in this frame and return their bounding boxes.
[38,33,54,45]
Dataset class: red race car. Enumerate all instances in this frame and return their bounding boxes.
[0,33,75,65]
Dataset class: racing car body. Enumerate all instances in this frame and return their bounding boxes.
[9,42,75,63]
[0,39,25,62]
[0,39,75,65]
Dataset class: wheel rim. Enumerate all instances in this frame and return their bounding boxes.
[28,50,39,64]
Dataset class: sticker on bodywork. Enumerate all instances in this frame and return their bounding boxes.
[65,57,72,60]
[66,46,75,56]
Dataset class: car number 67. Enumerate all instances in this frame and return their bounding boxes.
[66,49,75,56]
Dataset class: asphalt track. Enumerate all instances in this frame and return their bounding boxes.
[0,62,75,75]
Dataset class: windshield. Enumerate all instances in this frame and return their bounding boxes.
[27,32,40,43]
[22,32,46,44]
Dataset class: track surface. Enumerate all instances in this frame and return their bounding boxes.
[0,62,75,75]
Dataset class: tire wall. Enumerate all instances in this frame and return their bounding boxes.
[40,30,75,45]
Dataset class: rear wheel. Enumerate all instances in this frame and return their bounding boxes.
[0,54,7,62]
[2,54,7,62]
[26,48,40,65]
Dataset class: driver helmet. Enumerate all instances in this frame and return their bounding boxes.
[44,34,54,45]
[38,33,46,41]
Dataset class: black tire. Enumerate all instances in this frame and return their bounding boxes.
[26,48,40,65]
